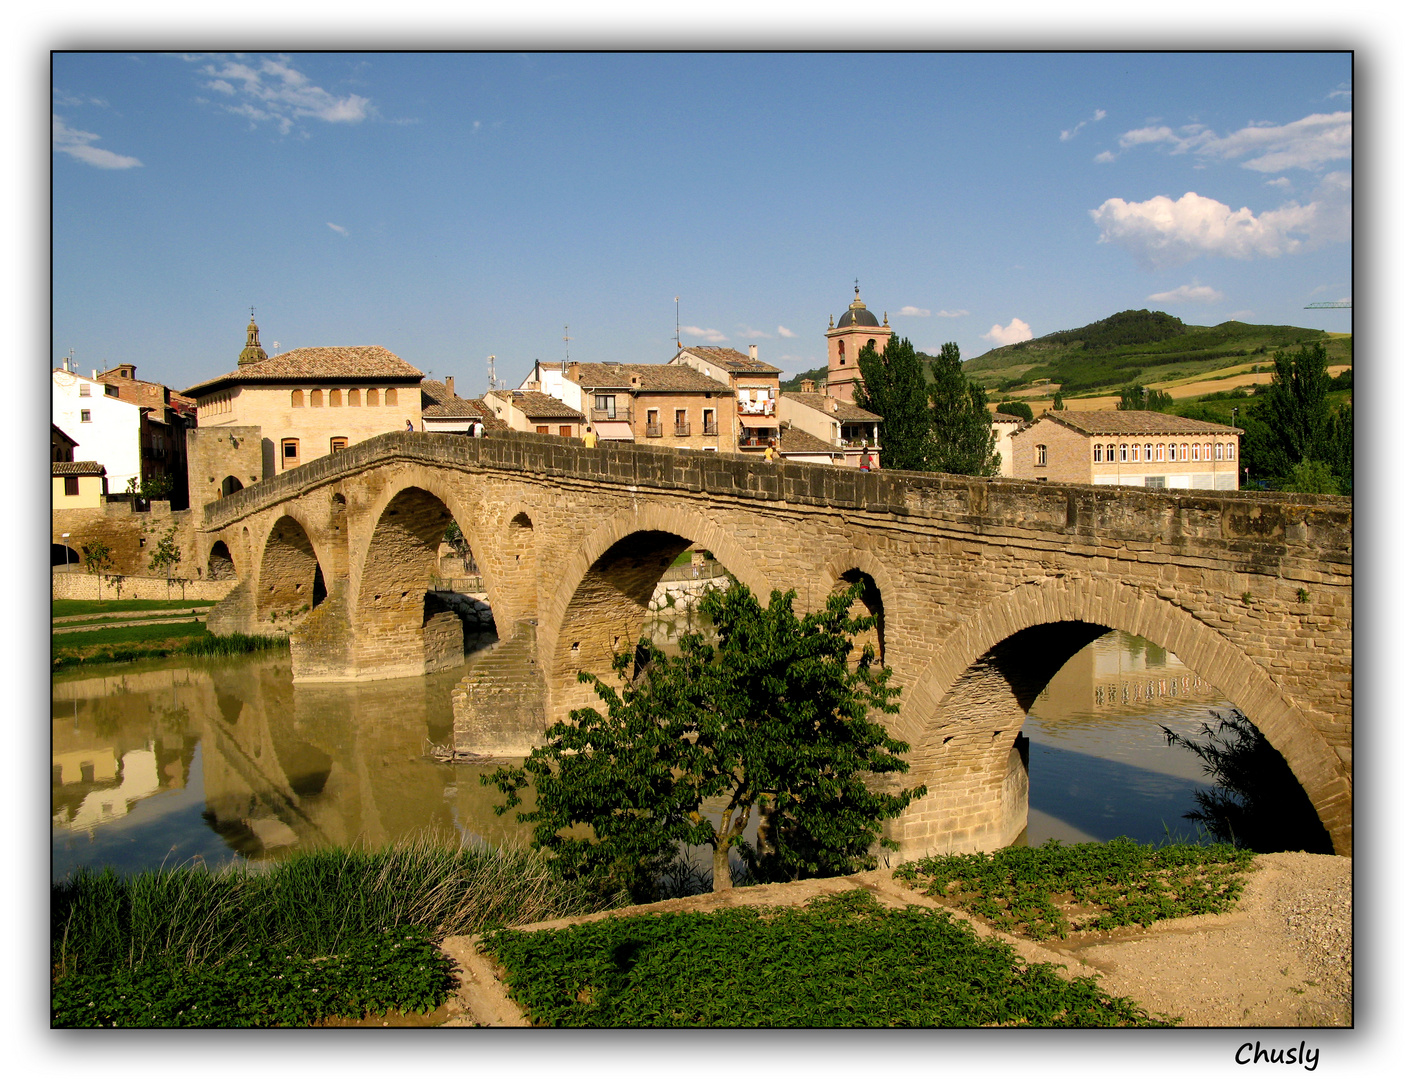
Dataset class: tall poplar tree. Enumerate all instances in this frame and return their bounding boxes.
[927,342,999,476]
[1241,343,1349,491]
[854,336,932,471]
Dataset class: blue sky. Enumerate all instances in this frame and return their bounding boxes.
[53,51,1351,395]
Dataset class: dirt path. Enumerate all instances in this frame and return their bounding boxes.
[437,850,1351,1027]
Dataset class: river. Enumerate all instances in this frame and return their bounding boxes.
[52,625,1233,881]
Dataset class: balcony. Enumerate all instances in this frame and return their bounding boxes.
[646,422,662,438]
[591,406,633,423]
[673,422,691,437]
[703,421,719,436]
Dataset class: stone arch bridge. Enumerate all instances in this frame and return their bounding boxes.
[198,430,1353,858]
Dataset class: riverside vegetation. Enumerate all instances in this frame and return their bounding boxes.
[52,598,286,668]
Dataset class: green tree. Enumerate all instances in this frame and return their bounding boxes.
[995,400,1034,423]
[1283,459,1341,495]
[82,541,113,600]
[148,525,182,600]
[1242,343,1336,483]
[927,342,998,475]
[1118,385,1173,411]
[854,336,932,471]
[483,581,925,900]
[1052,391,1065,411]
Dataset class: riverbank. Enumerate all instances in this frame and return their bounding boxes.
[439,851,1351,1027]
[51,598,286,668]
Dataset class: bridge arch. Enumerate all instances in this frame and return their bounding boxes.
[206,540,237,581]
[255,513,332,627]
[819,550,899,663]
[898,577,1350,856]
[538,503,775,721]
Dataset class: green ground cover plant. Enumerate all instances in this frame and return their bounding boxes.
[893,838,1254,941]
[51,624,287,668]
[52,839,619,1027]
[53,599,218,618]
[481,888,1171,1027]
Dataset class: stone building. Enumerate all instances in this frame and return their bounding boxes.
[777,385,882,469]
[540,361,737,451]
[182,316,426,502]
[1010,411,1241,490]
[824,284,894,403]
[481,388,585,437]
[93,363,197,510]
[669,345,782,454]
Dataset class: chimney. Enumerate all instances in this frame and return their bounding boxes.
[749,344,758,361]
[567,362,580,383]
[445,375,455,398]
[527,380,541,391]
[830,399,839,413]
[800,378,815,393]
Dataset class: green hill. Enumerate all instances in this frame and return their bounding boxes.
[963,310,1346,396]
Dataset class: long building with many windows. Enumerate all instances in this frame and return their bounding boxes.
[1010,411,1241,490]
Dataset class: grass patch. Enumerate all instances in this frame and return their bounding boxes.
[893,838,1254,941]
[52,838,621,1028]
[481,888,1172,1027]
[53,598,217,618]
[52,624,287,668]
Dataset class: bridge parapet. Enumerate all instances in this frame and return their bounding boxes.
[201,430,1351,573]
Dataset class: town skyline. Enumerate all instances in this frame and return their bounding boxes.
[54,51,1351,396]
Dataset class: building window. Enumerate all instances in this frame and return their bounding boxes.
[1191,443,1201,461]
[536,425,549,434]
[1035,444,1047,467]
[1157,443,1165,462]
[330,389,342,407]
[646,408,660,437]
[559,425,572,437]
[674,409,690,437]
[1093,444,1103,463]
[1227,443,1236,460]
[703,408,717,435]
[78,384,90,397]
[1204,442,1213,460]
[311,389,323,407]
[1145,476,1166,489]
[384,388,398,406]
[1215,442,1224,460]
[1130,444,1140,462]
[64,476,80,496]
[349,388,360,406]
[1119,443,1128,463]
[292,390,304,407]
[1180,443,1189,461]
[1145,443,1153,461]
[282,439,299,464]
[867,339,876,350]
[595,394,616,419]
[330,437,348,453]
[105,385,118,396]
[367,388,380,407]
[837,341,845,365]
[80,410,91,423]
[1167,443,1177,461]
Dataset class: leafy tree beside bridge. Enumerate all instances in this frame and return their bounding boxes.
[1239,343,1352,494]
[483,581,924,901]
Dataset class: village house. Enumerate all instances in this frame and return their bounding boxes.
[52,363,144,494]
[481,388,585,437]
[668,345,781,453]
[93,363,197,509]
[1010,410,1242,490]
[420,376,499,435]
[778,381,882,468]
[182,316,426,504]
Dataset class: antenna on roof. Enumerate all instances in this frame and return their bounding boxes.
[486,354,498,392]
[675,296,681,349]
[563,325,571,364]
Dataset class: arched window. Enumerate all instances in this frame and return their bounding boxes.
[291,390,304,407]
[1180,443,1189,461]
[1157,443,1165,461]
[367,388,380,407]
[1035,444,1047,466]
[1093,444,1103,463]
[867,338,876,350]
[837,341,846,366]
[1167,443,1176,461]
[1192,443,1201,461]
[1119,443,1128,463]
[1227,443,1236,460]
[349,389,361,406]
[1215,442,1224,460]
[1131,444,1140,462]
[385,388,398,406]
[1144,443,1153,461]
[330,389,342,407]
[310,389,323,407]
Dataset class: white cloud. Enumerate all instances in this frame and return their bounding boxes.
[777,326,796,338]
[1265,177,1293,189]
[52,115,142,169]
[739,326,774,339]
[897,306,931,317]
[189,54,372,134]
[1116,111,1350,173]
[682,325,728,343]
[936,309,969,318]
[983,318,1033,346]
[327,222,349,237]
[1147,283,1223,304]
[1060,108,1107,142]
[1089,175,1350,269]
[1094,150,1116,165]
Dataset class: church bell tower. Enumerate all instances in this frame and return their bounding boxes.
[824,282,892,402]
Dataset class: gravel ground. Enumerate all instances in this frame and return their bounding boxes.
[438,850,1352,1027]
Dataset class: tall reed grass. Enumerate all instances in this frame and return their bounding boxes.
[53,836,619,979]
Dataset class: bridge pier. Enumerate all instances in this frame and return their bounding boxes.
[287,582,466,683]
[451,620,548,756]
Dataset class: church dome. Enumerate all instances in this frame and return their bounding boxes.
[835,285,881,328]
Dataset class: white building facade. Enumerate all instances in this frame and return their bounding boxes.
[51,367,143,492]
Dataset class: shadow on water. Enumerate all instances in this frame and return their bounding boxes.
[1024,740,1209,846]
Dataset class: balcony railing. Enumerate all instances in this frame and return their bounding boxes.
[591,406,633,423]
[673,422,691,437]
[703,421,719,436]
[645,422,662,438]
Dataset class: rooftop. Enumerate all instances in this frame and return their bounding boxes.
[421,379,485,419]
[675,346,781,376]
[184,346,424,397]
[1035,410,1243,437]
[570,363,732,394]
[53,460,106,476]
[782,392,883,422]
